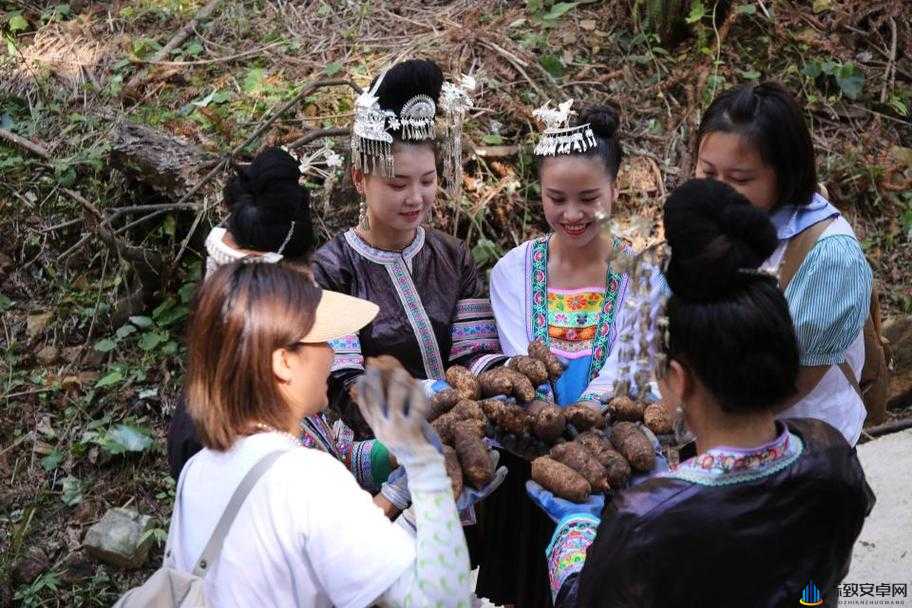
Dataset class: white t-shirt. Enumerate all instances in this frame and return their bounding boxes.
[167,432,416,608]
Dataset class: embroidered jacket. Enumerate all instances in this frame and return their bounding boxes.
[552,418,874,607]
[312,227,504,439]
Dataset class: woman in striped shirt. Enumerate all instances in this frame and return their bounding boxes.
[693,81,872,444]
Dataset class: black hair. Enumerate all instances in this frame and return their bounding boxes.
[372,59,444,146]
[539,104,624,180]
[697,81,818,208]
[223,147,314,259]
[662,178,799,412]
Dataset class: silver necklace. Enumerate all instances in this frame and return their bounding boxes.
[252,422,302,446]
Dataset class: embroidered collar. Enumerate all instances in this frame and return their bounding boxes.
[344,227,426,265]
[769,193,840,241]
[299,415,341,459]
[662,422,803,486]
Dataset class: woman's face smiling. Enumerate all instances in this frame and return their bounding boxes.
[358,143,437,233]
[540,155,617,249]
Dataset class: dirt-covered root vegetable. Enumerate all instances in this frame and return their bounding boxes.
[609,422,656,473]
[526,400,551,417]
[477,368,514,397]
[644,402,673,435]
[433,406,487,445]
[454,421,495,489]
[576,431,631,489]
[564,403,605,431]
[502,368,536,402]
[531,456,591,503]
[480,399,529,435]
[428,388,460,421]
[446,365,481,400]
[510,355,549,386]
[451,399,486,421]
[549,442,610,492]
[443,445,464,499]
[528,339,565,380]
[609,396,645,422]
[532,403,566,442]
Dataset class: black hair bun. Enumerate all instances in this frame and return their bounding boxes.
[223,147,313,256]
[663,178,778,301]
[577,104,619,139]
[373,59,444,113]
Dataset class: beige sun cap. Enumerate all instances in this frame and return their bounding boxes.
[299,289,378,343]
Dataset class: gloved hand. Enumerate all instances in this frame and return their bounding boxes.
[456,449,507,511]
[526,480,604,524]
[354,368,437,469]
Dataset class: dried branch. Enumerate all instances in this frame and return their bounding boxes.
[0,127,51,159]
[288,127,350,149]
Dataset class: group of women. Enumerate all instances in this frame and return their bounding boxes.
[163,59,875,607]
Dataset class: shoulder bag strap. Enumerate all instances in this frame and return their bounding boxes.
[778,218,836,290]
[192,450,287,577]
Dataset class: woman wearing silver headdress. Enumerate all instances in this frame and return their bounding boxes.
[311,60,506,518]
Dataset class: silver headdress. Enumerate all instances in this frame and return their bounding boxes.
[351,70,438,178]
[439,74,476,203]
[532,99,597,157]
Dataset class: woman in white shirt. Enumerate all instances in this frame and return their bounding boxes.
[167,261,470,608]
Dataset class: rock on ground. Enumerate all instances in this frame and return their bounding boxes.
[83,507,154,570]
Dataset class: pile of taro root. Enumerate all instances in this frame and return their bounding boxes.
[424,339,675,503]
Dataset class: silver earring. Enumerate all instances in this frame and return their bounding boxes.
[358,198,370,230]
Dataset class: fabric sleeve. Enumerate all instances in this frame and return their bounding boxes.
[449,243,508,374]
[546,514,600,603]
[490,246,530,357]
[784,235,872,366]
[331,420,393,492]
[298,453,417,608]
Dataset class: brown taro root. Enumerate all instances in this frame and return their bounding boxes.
[531,456,591,503]
[454,421,494,489]
[446,365,481,400]
[526,400,551,417]
[576,431,631,489]
[609,396,645,422]
[451,399,485,422]
[510,355,549,386]
[480,399,529,435]
[644,402,674,435]
[433,411,486,445]
[502,368,536,402]
[609,422,656,473]
[528,339,565,380]
[477,368,513,397]
[550,442,610,492]
[443,445,464,499]
[564,404,605,431]
[428,388,461,421]
[532,403,566,442]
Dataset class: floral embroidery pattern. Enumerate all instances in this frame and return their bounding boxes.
[662,425,804,487]
[451,320,498,340]
[455,298,494,320]
[546,516,598,601]
[330,353,364,373]
[528,237,626,380]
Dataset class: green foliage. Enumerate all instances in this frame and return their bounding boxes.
[60,476,83,506]
[14,571,62,607]
[802,59,865,100]
[539,54,564,78]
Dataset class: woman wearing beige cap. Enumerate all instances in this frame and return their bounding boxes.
[165,261,470,607]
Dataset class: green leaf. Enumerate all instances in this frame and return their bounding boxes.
[539,54,564,78]
[835,63,864,99]
[8,13,29,32]
[526,0,544,14]
[139,331,168,351]
[129,315,153,328]
[41,449,65,471]
[739,69,761,81]
[183,40,203,57]
[324,62,342,77]
[482,133,504,145]
[685,0,705,23]
[801,61,822,79]
[94,338,117,353]
[94,370,123,389]
[735,3,757,15]
[471,238,501,268]
[61,476,83,506]
[104,424,153,454]
[178,281,197,304]
[542,2,578,20]
[242,67,267,95]
[0,293,12,312]
[115,324,137,339]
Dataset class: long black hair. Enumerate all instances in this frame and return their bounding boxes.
[697,81,818,208]
[663,178,799,412]
[223,147,314,259]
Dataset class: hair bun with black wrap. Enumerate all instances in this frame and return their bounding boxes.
[663,178,778,302]
[577,104,619,139]
[223,147,314,257]
[373,59,444,114]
